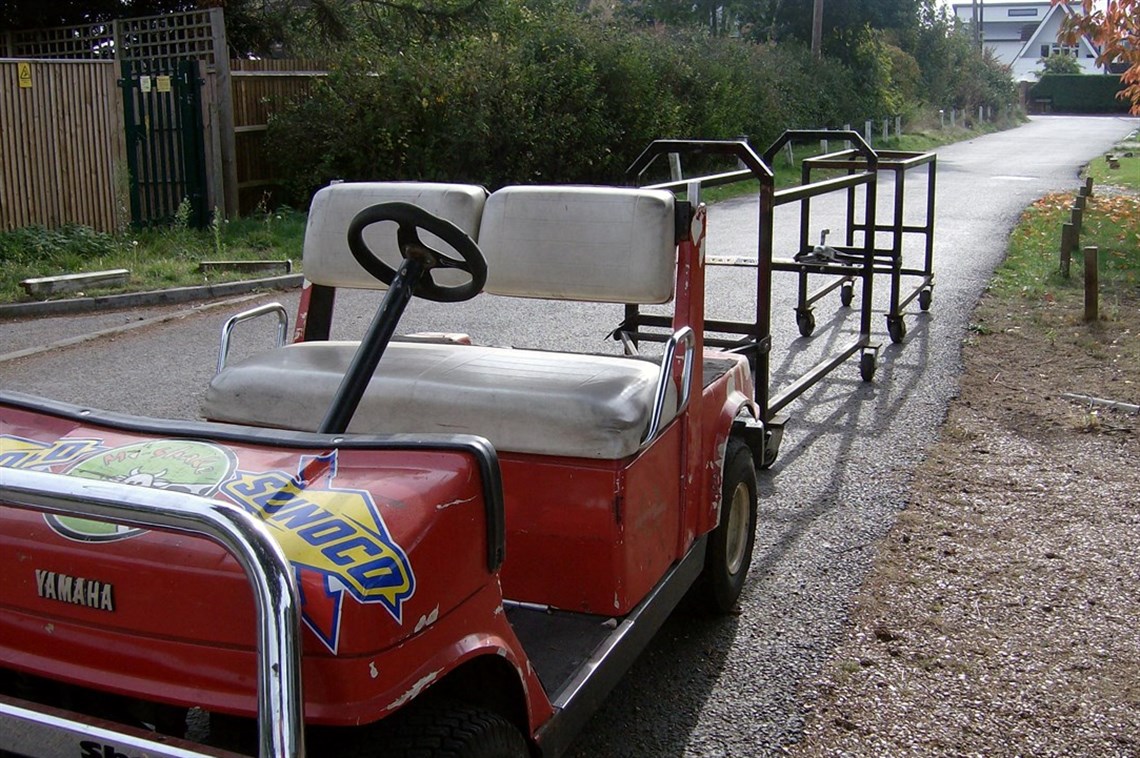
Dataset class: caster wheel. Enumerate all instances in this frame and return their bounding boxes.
[887,316,907,344]
[860,352,876,382]
[760,441,779,470]
[839,283,854,307]
[918,288,932,311]
[796,309,816,338]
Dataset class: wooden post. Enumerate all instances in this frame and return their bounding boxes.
[895,115,902,137]
[784,142,794,167]
[1071,205,1083,231]
[1083,177,1094,197]
[210,7,239,218]
[865,119,873,144]
[1060,222,1074,278]
[1084,246,1099,322]
[882,118,889,141]
[811,0,824,59]
[1074,194,1086,210]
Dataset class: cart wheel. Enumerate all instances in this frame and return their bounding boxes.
[860,352,876,382]
[918,288,932,311]
[795,309,816,338]
[839,282,854,307]
[697,438,757,614]
[342,700,529,758]
[759,438,779,470]
[887,316,907,344]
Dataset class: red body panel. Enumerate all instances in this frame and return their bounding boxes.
[497,423,683,615]
[0,404,548,726]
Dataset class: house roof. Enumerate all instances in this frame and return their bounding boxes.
[1014,2,1098,61]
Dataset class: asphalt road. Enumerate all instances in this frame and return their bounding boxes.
[1,115,1136,756]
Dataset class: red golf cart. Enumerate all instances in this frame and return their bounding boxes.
[0,148,771,756]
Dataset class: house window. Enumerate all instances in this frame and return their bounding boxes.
[1051,44,1078,57]
[1041,44,1050,58]
[1008,8,1038,16]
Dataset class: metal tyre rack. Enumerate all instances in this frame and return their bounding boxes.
[799,147,937,344]
[621,132,884,468]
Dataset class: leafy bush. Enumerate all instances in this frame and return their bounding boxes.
[265,1,1018,204]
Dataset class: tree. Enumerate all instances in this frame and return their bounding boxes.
[1039,51,1083,76]
[1054,0,1140,113]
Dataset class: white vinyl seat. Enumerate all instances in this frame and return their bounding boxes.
[202,183,679,460]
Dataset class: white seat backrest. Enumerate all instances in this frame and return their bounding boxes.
[479,186,677,304]
[303,182,488,289]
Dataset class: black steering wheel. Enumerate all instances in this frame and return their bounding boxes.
[347,202,487,302]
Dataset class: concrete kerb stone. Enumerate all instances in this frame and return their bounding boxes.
[0,274,304,321]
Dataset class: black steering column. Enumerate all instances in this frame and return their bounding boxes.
[319,201,487,435]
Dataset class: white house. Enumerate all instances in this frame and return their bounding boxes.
[951,2,1102,82]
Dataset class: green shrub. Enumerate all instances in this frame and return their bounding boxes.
[265,3,1018,205]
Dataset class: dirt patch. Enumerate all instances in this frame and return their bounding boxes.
[793,283,1140,754]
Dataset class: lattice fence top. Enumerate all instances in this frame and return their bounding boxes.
[4,24,116,60]
[2,9,222,65]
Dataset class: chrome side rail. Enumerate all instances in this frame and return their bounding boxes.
[642,326,695,447]
[0,468,304,758]
[217,302,290,374]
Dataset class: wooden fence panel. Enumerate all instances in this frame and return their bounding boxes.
[231,59,327,212]
[0,59,127,233]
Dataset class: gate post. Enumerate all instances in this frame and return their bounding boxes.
[210,7,239,218]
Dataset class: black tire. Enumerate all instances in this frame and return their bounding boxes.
[859,352,876,382]
[887,315,907,344]
[759,437,779,470]
[697,438,758,614]
[331,701,528,758]
[839,282,854,307]
[918,288,932,311]
[795,309,816,338]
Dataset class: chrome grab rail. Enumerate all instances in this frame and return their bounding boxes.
[642,326,696,448]
[217,302,290,374]
[0,468,305,757]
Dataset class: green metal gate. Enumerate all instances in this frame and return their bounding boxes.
[119,59,209,228]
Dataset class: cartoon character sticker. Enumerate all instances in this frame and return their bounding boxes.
[1,434,414,651]
[46,440,237,542]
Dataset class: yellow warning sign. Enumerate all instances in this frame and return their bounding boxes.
[156,75,172,93]
[18,63,32,89]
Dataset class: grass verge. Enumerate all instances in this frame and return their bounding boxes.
[993,190,1140,302]
[0,208,306,305]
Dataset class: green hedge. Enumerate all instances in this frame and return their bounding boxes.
[1030,75,1130,113]
[265,9,1019,204]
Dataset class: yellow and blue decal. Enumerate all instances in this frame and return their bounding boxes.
[221,452,416,653]
[1,436,415,654]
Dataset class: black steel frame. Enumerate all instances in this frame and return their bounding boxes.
[622,132,885,466]
[799,147,938,343]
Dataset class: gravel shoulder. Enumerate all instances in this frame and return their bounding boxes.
[793,270,1140,753]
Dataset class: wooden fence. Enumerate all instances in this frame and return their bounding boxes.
[0,55,324,232]
[2,11,335,230]
[0,60,127,233]
[231,59,327,213]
